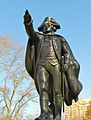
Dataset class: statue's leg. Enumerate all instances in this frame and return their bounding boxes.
[52,64,62,120]
[44,62,62,120]
[35,64,53,120]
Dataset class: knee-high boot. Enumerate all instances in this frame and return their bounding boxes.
[54,93,63,120]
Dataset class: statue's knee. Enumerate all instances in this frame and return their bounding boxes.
[42,88,48,92]
[39,87,49,96]
[55,90,62,96]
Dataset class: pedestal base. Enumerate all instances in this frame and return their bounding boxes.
[35,111,53,120]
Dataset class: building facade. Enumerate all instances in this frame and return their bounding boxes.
[65,99,91,120]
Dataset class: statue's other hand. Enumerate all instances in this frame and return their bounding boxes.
[62,63,69,72]
[24,9,32,23]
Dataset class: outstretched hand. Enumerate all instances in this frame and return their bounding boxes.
[24,9,32,23]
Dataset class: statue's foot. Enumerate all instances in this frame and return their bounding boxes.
[35,111,53,120]
[54,114,61,120]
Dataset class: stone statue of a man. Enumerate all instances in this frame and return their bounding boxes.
[23,10,82,120]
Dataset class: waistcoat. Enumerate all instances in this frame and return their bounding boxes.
[39,36,58,65]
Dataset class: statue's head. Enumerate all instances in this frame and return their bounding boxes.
[38,17,60,34]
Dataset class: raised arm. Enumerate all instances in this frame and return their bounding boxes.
[24,10,35,39]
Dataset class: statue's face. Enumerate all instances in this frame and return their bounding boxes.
[38,17,60,34]
[42,22,56,34]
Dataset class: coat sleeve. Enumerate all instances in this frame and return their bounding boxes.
[61,38,75,65]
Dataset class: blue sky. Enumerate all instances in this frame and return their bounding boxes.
[0,0,91,100]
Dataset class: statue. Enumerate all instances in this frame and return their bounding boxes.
[23,10,83,120]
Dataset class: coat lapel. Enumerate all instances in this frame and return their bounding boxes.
[52,37,61,62]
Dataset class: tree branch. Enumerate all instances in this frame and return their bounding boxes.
[14,98,34,120]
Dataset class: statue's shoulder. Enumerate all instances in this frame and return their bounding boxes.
[36,32,44,36]
[35,32,67,43]
[35,32,45,39]
[53,34,67,43]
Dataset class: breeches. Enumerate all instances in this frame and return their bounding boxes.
[36,62,62,99]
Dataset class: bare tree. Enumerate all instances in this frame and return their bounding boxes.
[0,36,37,120]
